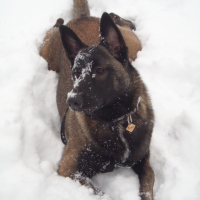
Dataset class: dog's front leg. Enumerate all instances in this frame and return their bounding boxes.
[132,152,155,200]
[58,143,80,178]
[58,143,104,196]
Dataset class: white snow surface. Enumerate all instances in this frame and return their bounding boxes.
[0,0,200,200]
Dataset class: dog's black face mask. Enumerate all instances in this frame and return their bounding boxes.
[60,13,132,117]
[67,46,110,114]
[67,45,130,114]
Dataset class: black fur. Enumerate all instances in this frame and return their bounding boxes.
[58,12,155,200]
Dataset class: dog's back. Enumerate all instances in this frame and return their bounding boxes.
[40,0,141,118]
[40,0,141,73]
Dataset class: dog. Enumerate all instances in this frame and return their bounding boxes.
[40,0,155,199]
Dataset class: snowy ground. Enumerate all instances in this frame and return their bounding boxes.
[0,0,200,199]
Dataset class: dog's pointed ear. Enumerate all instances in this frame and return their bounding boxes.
[100,12,128,63]
[59,25,88,64]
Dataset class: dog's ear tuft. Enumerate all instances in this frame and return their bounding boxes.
[59,25,87,64]
[100,12,128,64]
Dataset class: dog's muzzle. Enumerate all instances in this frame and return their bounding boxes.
[67,94,83,111]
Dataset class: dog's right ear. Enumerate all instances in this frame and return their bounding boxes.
[59,25,87,64]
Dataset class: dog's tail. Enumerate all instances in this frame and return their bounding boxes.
[73,0,90,19]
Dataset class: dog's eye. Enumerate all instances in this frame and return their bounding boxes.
[96,68,104,74]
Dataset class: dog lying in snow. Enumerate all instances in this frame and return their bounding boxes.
[40,0,154,199]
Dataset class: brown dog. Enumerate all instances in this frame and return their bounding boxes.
[40,0,154,200]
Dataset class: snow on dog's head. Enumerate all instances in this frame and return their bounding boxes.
[71,46,96,89]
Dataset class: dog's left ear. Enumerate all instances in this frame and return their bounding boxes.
[100,12,128,64]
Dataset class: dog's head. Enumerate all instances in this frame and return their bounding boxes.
[59,13,132,116]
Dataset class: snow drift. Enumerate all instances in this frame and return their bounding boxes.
[0,0,200,199]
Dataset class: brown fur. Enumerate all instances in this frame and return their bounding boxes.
[39,17,141,73]
[73,0,90,19]
[53,18,64,27]
[40,1,154,200]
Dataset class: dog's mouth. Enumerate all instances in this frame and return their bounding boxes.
[68,98,107,114]
[78,100,107,114]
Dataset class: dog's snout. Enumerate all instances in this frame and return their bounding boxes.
[67,95,83,111]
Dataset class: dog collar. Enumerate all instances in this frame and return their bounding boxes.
[112,96,141,133]
[60,97,141,144]
[113,111,135,123]
[113,111,136,133]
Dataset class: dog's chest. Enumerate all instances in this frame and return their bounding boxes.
[116,121,131,163]
[89,117,142,167]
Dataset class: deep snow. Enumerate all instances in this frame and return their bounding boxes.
[0,0,200,200]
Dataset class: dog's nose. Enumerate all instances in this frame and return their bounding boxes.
[67,95,83,111]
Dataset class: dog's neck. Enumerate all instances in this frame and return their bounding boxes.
[87,92,140,122]
[86,65,141,122]
[113,96,140,123]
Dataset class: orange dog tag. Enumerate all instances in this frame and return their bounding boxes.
[126,123,135,132]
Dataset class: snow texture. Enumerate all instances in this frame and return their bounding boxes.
[72,46,95,88]
[0,0,200,200]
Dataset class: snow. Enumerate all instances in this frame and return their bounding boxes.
[67,90,77,99]
[0,0,200,200]
[72,46,95,88]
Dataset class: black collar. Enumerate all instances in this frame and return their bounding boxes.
[113,96,141,124]
[112,110,136,123]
